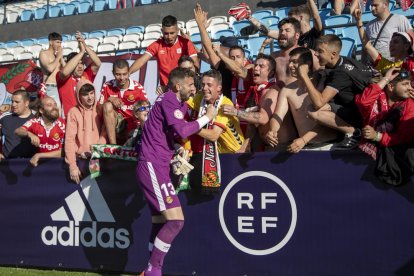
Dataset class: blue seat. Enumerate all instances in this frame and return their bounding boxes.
[260,15,279,27]
[37,37,49,45]
[200,60,211,74]
[324,28,336,35]
[412,18,414,28]
[274,7,291,19]
[107,0,118,10]
[63,3,77,16]
[190,33,201,43]
[71,32,89,40]
[5,40,21,48]
[391,8,414,17]
[78,1,92,14]
[140,0,156,5]
[212,29,235,40]
[55,3,66,9]
[319,9,331,22]
[107,28,125,36]
[20,39,37,46]
[361,11,375,22]
[340,37,355,57]
[247,36,266,58]
[324,14,352,27]
[48,6,62,18]
[94,0,107,11]
[61,34,72,42]
[126,25,145,34]
[342,26,362,51]
[269,23,278,31]
[20,10,33,22]
[252,10,273,20]
[34,8,47,20]
[89,30,107,39]
[232,20,251,36]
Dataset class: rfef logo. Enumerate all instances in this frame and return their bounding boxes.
[219,171,297,256]
[41,176,130,249]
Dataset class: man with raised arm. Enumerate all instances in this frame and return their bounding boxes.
[129,15,199,90]
[136,68,216,276]
[56,31,101,117]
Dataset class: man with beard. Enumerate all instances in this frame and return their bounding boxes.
[57,31,101,117]
[99,59,148,145]
[222,54,297,151]
[39,32,65,113]
[271,18,300,88]
[136,68,216,276]
[15,97,65,167]
[129,15,199,89]
[0,90,36,161]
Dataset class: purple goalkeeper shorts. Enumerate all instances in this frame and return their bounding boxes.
[136,160,181,215]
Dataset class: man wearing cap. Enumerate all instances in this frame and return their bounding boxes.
[353,5,414,75]
[65,79,106,184]
[194,4,254,110]
[129,15,199,89]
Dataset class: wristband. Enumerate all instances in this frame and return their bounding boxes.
[196,115,210,129]
[383,78,390,84]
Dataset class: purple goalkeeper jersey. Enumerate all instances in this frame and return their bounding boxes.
[139,90,190,166]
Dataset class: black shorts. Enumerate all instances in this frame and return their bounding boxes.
[329,103,362,128]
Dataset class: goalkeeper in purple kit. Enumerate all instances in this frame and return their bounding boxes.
[136,67,217,276]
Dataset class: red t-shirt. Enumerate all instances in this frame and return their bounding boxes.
[145,35,197,86]
[56,65,96,117]
[98,79,148,132]
[22,117,65,153]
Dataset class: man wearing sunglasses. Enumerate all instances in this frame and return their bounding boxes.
[356,67,414,157]
[99,59,148,145]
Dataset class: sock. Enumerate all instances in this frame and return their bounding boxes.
[148,223,164,254]
[146,220,184,272]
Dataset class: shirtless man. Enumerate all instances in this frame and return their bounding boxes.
[266,47,337,153]
[39,32,65,114]
[221,53,297,151]
[270,18,300,88]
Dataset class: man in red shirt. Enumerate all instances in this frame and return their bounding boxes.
[99,59,148,145]
[129,15,199,88]
[56,31,101,117]
[15,96,65,167]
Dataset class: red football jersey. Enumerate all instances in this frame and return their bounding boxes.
[22,117,65,153]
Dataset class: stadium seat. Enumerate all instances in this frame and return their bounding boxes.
[64,40,79,50]
[0,53,15,63]
[6,11,19,23]
[61,34,72,42]
[177,20,186,29]
[141,38,157,48]
[0,14,4,24]
[0,48,9,55]
[97,43,117,53]
[340,37,355,57]
[190,33,201,43]
[20,10,34,22]
[391,8,414,17]
[324,14,352,27]
[186,19,198,30]
[342,26,362,51]
[37,37,49,45]
[207,23,230,35]
[118,41,140,50]
[48,6,62,18]
[17,52,34,61]
[324,28,336,35]
[107,28,125,36]
[103,35,122,45]
[187,26,200,35]
[30,44,44,56]
[94,0,107,11]
[20,38,37,46]
[78,1,92,14]
[89,30,107,39]
[5,40,20,48]
[319,8,331,22]
[63,3,77,16]
[208,16,228,25]
[9,46,26,55]
[200,60,211,74]
[123,33,143,42]
[275,7,291,19]
[145,23,162,33]
[252,10,273,20]
[260,15,279,27]
[361,11,375,22]
[107,0,118,10]
[247,36,267,58]
[269,23,278,30]
[143,31,162,40]
[85,38,101,51]
[71,32,89,40]
[232,20,251,36]
[63,47,76,56]
[211,29,235,40]
[126,25,145,34]
[34,8,47,20]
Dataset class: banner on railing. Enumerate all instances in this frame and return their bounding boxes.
[1,152,414,275]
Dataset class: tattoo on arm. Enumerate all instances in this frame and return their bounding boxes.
[238,110,261,121]
[258,24,269,35]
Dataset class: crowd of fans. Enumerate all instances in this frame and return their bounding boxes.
[1,0,414,185]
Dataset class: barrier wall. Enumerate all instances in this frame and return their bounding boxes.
[1,151,414,276]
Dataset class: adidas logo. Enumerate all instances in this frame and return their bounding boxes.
[41,176,130,249]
